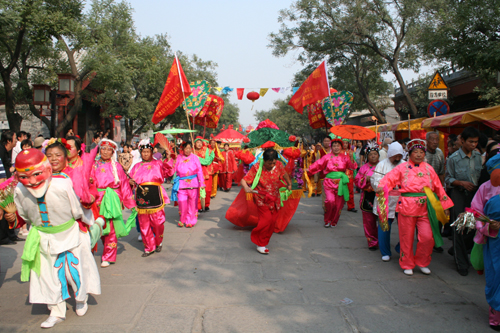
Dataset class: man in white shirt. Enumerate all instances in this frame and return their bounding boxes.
[378,138,393,161]
[371,142,404,262]
[11,131,28,166]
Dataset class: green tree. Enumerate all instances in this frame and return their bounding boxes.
[269,0,424,117]
[0,0,82,132]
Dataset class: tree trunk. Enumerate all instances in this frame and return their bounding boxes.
[55,80,82,135]
[1,74,23,132]
[125,118,134,143]
[390,60,418,117]
[29,104,53,134]
[354,73,387,123]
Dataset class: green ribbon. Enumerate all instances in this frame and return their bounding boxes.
[98,188,137,238]
[325,171,349,201]
[197,147,214,166]
[401,192,443,247]
[21,218,76,282]
[200,187,206,198]
[279,187,292,207]
[251,158,264,190]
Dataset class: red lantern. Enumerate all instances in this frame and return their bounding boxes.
[114,115,123,120]
[247,91,260,102]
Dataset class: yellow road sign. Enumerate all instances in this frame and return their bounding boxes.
[428,72,449,90]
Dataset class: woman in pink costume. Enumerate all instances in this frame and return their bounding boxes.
[129,139,174,256]
[309,137,357,228]
[377,139,453,276]
[171,141,205,228]
[354,143,379,250]
[90,139,136,267]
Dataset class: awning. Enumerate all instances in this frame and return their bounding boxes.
[366,118,425,132]
[421,105,500,130]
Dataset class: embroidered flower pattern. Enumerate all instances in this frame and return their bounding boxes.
[108,242,117,249]
[417,172,424,177]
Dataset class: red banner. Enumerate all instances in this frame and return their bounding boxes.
[288,61,329,114]
[151,56,192,124]
[237,88,244,100]
[192,95,224,129]
[307,100,331,129]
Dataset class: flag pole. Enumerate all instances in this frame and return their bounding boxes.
[175,52,194,143]
[324,60,335,134]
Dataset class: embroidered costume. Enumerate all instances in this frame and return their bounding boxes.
[354,158,378,248]
[193,137,214,210]
[220,148,237,191]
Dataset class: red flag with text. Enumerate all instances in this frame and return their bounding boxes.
[151,56,192,124]
[288,61,329,114]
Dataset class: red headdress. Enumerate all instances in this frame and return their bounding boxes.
[407,139,426,152]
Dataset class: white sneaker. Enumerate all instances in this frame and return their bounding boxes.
[138,234,142,241]
[101,261,110,268]
[419,266,431,275]
[256,246,269,254]
[75,302,88,316]
[41,316,64,328]
[403,269,413,276]
[382,255,391,262]
[324,223,331,228]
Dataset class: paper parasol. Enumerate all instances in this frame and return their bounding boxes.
[330,125,376,141]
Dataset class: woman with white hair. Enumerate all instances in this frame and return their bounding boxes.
[90,139,136,267]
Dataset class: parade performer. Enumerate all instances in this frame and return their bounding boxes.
[343,139,357,212]
[171,141,205,228]
[220,143,237,192]
[129,139,174,256]
[309,137,357,228]
[311,136,331,199]
[470,154,500,330]
[13,149,100,328]
[193,137,214,212]
[370,142,404,262]
[90,139,136,268]
[210,139,223,198]
[377,139,453,276]
[354,143,379,250]
[240,149,292,254]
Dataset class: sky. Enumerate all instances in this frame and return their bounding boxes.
[94,0,425,127]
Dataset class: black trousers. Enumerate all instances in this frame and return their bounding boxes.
[0,217,16,241]
[449,188,476,270]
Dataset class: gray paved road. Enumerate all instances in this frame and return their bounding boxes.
[0,187,489,332]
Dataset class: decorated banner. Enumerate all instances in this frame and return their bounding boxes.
[307,100,331,129]
[322,91,353,126]
[152,55,192,124]
[288,61,330,114]
[185,80,210,117]
[192,95,224,129]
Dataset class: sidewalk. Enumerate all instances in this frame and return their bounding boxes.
[0,188,488,332]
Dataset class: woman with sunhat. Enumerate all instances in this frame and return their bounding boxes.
[309,137,357,228]
[129,139,174,256]
[376,139,453,276]
[470,153,500,330]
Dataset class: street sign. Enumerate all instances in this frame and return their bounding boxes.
[428,90,448,100]
[427,99,449,117]
[428,72,449,90]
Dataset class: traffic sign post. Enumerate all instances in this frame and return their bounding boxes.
[427,71,449,101]
[427,99,450,117]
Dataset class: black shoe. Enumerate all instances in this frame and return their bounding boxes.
[448,246,454,256]
[348,209,357,213]
[198,209,204,213]
[490,325,500,331]
[141,251,154,257]
[0,238,16,245]
[10,236,25,242]
[156,245,162,253]
[311,194,316,197]
[458,268,468,276]
[205,207,210,212]
[433,246,443,253]
[368,246,378,251]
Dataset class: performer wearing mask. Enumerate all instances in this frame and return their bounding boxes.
[309,137,357,228]
[354,143,379,250]
[371,142,405,262]
[377,139,453,276]
[90,139,136,267]
[12,149,100,328]
[171,141,205,228]
[129,139,174,256]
